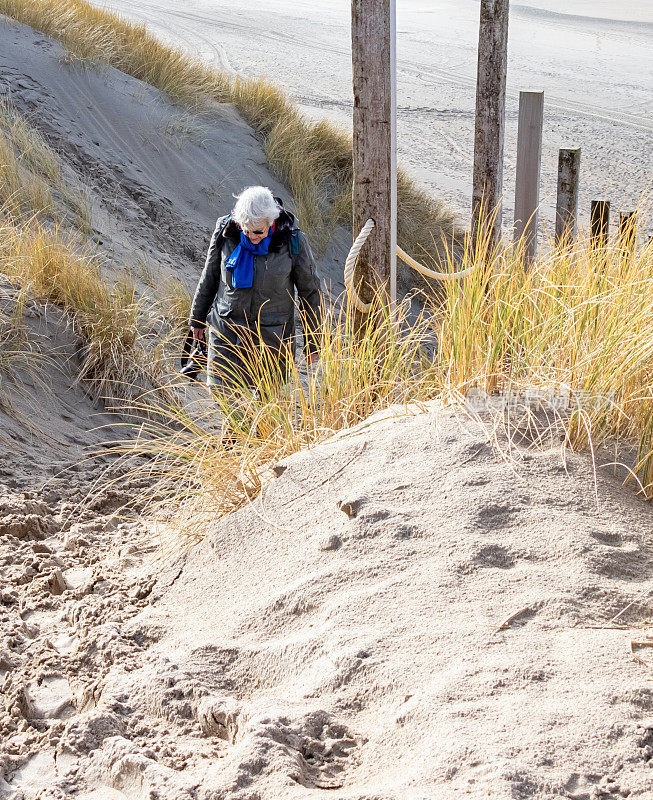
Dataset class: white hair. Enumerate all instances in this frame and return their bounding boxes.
[232,186,280,227]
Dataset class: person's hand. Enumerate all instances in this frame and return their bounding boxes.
[191,326,205,342]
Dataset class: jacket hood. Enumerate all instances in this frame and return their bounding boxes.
[223,196,298,252]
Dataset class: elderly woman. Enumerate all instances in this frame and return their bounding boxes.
[189,186,321,390]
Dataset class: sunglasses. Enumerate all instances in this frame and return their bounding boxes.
[243,225,269,236]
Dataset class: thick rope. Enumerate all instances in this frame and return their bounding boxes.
[345,219,475,312]
[343,218,375,312]
[396,246,475,281]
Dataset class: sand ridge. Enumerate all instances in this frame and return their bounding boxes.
[0,15,350,293]
[131,404,653,798]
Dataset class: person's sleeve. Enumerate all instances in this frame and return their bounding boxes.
[188,217,225,328]
[291,231,322,357]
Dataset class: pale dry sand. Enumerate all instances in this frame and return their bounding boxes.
[92,0,653,234]
[1,13,653,800]
[4,403,653,799]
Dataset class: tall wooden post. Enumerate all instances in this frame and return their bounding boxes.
[389,0,397,304]
[471,0,510,253]
[590,200,610,248]
[351,0,397,307]
[513,90,544,264]
[555,147,581,246]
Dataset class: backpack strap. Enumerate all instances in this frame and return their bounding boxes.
[216,213,232,246]
[288,229,301,264]
[287,229,302,360]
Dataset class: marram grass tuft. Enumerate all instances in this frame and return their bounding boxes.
[109,228,652,549]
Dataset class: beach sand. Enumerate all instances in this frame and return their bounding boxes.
[91,0,653,233]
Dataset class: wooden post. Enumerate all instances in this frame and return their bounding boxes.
[590,200,610,248]
[351,0,397,307]
[618,210,636,253]
[555,147,581,246]
[513,90,544,264]
[471,0,510,253]
[389,0,397,305]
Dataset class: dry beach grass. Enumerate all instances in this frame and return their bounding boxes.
[117,227,653,555]
[0,281,31,385]
[0,99,91,230]
[0,100,185,403]
[1,125,651,512]
[0,55,650,507]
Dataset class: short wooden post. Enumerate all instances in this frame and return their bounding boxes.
[471,0,510,253]
[513,90,544,264]
[618,210,637,253]
[555,147,581,246]
[351,0,397,308]
[590,200,610,248]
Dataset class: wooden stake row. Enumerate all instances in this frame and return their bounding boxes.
[588,203,638,249]
[513,89,639,256]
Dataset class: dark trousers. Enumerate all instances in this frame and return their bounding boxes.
[206,320,293,393]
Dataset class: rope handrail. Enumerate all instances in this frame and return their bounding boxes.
[343,219,375,312]
[344,219,476,312]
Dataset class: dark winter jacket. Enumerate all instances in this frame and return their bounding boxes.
[189,204,322,363]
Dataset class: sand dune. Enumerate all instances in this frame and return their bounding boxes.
[1,12,652,800]
[0,16,349,291]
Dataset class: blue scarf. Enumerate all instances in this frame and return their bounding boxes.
[225,228,274,289]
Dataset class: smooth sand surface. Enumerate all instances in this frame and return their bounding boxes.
[93,0,652,233]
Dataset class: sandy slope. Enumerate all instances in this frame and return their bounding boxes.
[4,404,652,799]
[0,291,120,483]
[0,17,348,798]
[0,282,162,800]
[93,0,653,234]
[0,16,349,293]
